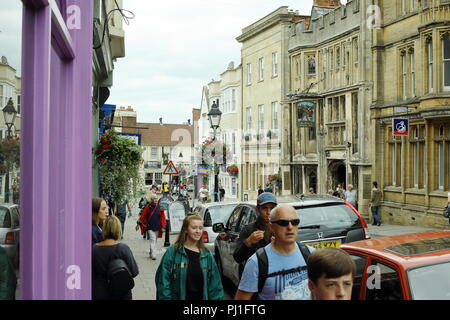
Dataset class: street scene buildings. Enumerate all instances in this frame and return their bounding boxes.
[2,0,450,301]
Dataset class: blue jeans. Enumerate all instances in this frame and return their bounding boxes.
[371,206,381,225]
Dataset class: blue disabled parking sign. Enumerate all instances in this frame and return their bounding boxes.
[392,118,409,136]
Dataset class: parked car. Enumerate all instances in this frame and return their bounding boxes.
[213,194,370,287]
[0,203,20,269]
[341,230,450,300]
[191,202,239,254]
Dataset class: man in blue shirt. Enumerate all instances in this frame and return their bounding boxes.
[235,205,314,300]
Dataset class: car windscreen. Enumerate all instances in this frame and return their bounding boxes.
[407,261,450,300]
[204,204,238,227]
[294,203,360,229]
[0,207,11,228]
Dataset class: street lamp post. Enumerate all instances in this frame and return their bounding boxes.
[2,98,18,203]
[207,100,222,203]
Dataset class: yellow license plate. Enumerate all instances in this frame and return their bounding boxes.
[308,240,341,249]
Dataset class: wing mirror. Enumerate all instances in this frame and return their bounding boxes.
[213,222,225,233]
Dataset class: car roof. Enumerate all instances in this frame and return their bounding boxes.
[238,194,345,207]
[341,230,450,269]
[195,202,240,208]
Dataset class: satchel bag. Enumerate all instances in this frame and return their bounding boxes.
[107,245,135,297]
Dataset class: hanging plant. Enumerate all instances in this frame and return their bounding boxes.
[0,136,20,175]
[94,130,144,204]
[226,164,239,176]
[200,137,230,166]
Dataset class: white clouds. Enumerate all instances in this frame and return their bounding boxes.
[0,0,315,124]
[110,0,313,123]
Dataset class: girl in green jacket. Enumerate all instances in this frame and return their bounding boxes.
[155,214,224,300]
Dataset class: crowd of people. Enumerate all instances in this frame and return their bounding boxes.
[90,188,359,301]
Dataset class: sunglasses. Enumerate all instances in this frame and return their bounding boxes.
[270,219,300,227]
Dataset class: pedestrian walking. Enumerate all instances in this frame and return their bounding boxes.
[335,183,345,199]
[344,184,357,210]
[92,197,108,245]
[233,192,277,279]
[136,194,166,260]
[307,247,356,300]
[0,246,17,300]
[370,181,382,226]
[235,205,314,300]
[258,186,264,196]
[219,185,225,202]
[115,196,131,236]
[444,198,450,224]
[198,184,209,204]
[308,187,315,194]
[92,215,139,300]
[155,214,224,300]
[264,183,273,193]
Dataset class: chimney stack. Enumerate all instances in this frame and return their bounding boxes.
[159,117,163,125]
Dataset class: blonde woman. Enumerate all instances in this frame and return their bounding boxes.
[92,215,139,300]
[155,214,224,300]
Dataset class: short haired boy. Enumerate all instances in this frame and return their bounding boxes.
[307,247,356,300]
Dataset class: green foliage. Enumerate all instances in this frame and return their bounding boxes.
[0,136,20,174]
[95,130,144,203]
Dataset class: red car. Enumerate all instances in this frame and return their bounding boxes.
[341,230,450,300]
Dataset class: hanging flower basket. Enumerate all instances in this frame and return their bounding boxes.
[0,136,20,175]
[200,137,230,166]
[226,164,239,176]
[94,130,144,204]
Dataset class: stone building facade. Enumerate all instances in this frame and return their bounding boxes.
[371,0,450,228]
[237,7,307,200]
[286,0,373,218]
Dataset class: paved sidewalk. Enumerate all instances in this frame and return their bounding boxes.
[121,206,178,300]
[366,223,442,238]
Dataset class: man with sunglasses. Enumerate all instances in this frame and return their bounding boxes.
[235,205,314,300]
[233,193,278,278]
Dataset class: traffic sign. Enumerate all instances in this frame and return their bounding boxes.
[163,160,179,175]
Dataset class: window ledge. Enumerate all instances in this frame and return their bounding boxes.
[404,188,426,195]
[384,186,402,192]
[429,190,449,197]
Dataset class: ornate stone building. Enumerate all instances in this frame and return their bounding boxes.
[285,0,374,218]
[371,0,450,227]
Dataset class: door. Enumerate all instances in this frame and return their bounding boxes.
[345,252,369,300]
[21,1,93,299]
[364,259,404,300]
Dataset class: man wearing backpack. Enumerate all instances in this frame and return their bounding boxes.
[233,192,278,279]
[235,205,314,300]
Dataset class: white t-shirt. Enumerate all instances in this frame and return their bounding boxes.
[199,188,208,198]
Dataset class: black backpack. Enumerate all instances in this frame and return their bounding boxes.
[256,242,311,294]
[107,246,135,297]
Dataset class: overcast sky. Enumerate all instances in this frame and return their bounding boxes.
[0,0,315,124]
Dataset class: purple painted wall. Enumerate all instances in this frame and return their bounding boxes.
[21,0,93,299]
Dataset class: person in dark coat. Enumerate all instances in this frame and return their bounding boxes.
[233,192,277,278]
[92,215,139,300]
[92,197,108,245]
[0,246,16,300]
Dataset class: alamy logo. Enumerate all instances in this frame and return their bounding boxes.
[366,265,381,290]
[66,265,81,290]
[66,5,81,30]
[366,5,382,30]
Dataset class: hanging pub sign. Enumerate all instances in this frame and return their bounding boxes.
[392,118,409,136]
[296,101,316,128]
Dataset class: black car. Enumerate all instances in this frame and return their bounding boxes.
[213,194,370,287]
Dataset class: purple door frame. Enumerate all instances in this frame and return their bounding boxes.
[21,0,93,299]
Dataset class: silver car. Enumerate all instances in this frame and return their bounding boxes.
[0,203,20,269]
[192,202,239,255]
